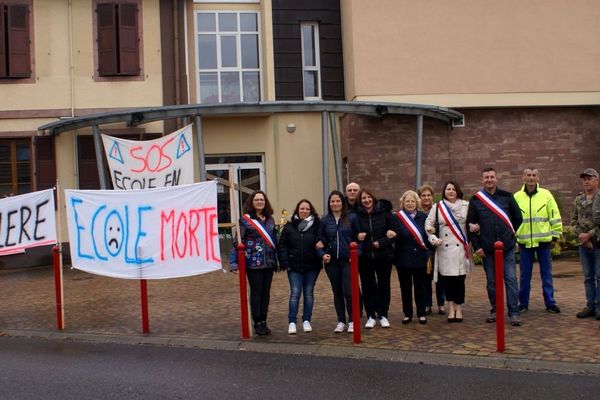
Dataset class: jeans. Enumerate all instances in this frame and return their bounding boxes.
[287,269,321,323]
[482,247,519,317]
[358,256,392,318]
[246,268,274,323]
[579,246,600,311]
[324,259,353,323]
[518,243,556,307]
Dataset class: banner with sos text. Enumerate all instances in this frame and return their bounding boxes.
[65,181,221,279]
[102,125,194,190]
[0,189,57,256]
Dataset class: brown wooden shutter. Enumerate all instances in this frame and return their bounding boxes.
[7,4,30,78]
[118,3,139,75]
[0,5,6,77]
[97,3,117,76]
[35,136,56,191]
[77,136,101,189]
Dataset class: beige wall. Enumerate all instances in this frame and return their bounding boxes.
[1,0,163,113]
[341,0,600,107]
[200,113,338,216]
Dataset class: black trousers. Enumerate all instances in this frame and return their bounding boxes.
[247,268,274,323]
[324,258,353,323]
[397,267,428,318]
[359,256,392,318]
[440,274,466,305]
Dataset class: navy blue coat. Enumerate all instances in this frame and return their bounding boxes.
[466,188,523,253]
[317,213,360,260]
[393,210,431,269]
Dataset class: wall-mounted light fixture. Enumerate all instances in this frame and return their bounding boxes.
[286,123,296,133]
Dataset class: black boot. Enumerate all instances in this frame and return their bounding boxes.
[263,321,271,335]
[254,321,267,336]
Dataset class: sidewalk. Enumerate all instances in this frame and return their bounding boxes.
[1,257,599,373]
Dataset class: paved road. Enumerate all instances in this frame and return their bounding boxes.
[0,336,597,400]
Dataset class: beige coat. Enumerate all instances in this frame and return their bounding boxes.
[425,199,471,280]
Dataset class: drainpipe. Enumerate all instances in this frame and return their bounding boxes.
[68,0,75,118]
[173,0,181,107]
[329,112,342,191]
[415,114,423,189]
[322,111,329,211]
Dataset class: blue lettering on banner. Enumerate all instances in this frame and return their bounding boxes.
[70,196,154,264]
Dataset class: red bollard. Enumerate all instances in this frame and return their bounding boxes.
[237,243,251,339]
[494,241,505,353]
[52,245,64,330]
[350,242,361,344]
[140,279,150,334]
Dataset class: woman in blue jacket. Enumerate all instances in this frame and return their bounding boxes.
[317,190,360,333]
[394,190,431,324]
[230,190,277,336]
[277,199,321,334]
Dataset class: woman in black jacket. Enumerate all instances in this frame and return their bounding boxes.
[356,189,399,329]
[277,199,321,335]
[394,190,431,324]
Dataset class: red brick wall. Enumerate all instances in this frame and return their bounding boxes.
[340,106,600,221]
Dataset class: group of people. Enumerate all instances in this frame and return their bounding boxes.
[229,166,600,336]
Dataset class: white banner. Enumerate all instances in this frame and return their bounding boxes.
[65,181,221,279]
[0,189,57,256]
[102,124,194,190]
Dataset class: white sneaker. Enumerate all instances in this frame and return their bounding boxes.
[347,322,354,333]
[334,322,346,333]
[303,321,312,332]
[288,322,297,335]
[379,316,390,328]
[365,317,376,328]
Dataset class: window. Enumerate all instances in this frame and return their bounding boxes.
[95,1,140,77]
[301,23,321,99]
[195,11,260,104]
[0,2,32,79]
[0,139,31,196]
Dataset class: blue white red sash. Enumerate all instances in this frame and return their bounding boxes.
[473,190,514,233]
[242,214,276,250]
[396,210,427,249]
[437,201,470,259]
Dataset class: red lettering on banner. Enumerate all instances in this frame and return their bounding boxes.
[174,212,188,258]
[209,211,220,262]
[129,137,174,173]
[159,207,219,262]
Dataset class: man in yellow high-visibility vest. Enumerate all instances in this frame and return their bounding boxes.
[514,168,563,314]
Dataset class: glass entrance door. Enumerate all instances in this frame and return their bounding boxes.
[206,157,265,225]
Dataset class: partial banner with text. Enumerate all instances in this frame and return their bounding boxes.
[102,124,194,190]
[65,181,221,279]
[0,189,57,256]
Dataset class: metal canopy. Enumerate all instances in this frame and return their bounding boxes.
[36,100,464,207]
[37,101,463,136]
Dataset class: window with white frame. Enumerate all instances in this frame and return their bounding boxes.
[195,11,260,104]
[301,22,321,99]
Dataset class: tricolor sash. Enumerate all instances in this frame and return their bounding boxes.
[473,190,515,233]
[396,210,427,249]
[242,214,276,250]
[437,201,470,259]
